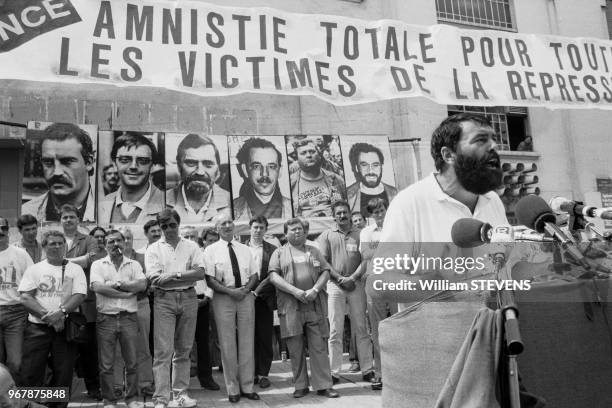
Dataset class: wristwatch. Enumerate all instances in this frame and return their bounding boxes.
[176,271,182,279]
[313,287,319,293]
[60,305,68,316]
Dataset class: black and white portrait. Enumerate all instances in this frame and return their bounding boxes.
[286,135,346,217]
[97,131,165,226]
[22,122,98,223]
[340,136,398,217]
[165,133,231,223]
[228,136,292,222]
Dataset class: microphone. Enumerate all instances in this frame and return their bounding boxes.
[451,218,553,249]
[549,196,612,220]
[516,195,594,268]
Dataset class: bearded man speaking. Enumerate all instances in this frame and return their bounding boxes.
[167,134,230,223]
[367,112,508,304]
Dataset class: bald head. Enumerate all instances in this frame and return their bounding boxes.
[214,211,234,242]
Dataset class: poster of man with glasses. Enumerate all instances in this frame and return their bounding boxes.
[229,136,292,222]
[97,131,165,225]
[340,136,397,217]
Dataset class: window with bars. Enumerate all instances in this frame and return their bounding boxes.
[447,105,530,151]
[436,0,515,31]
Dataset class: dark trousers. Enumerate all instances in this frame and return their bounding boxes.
[97,312,139,405]
[77,322,99,392]
[254,297,274,377]
[20,323,78,408]
[195,301,212,382]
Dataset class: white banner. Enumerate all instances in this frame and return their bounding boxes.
[2,0,612,108]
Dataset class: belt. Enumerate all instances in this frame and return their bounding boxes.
[154,287,195,292]
[100,311,136,316]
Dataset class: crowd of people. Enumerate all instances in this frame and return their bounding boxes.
[0,194,393,408]
[1,112,508,408]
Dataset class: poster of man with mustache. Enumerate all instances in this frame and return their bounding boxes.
[97,131,165,226]
[228,136,292,222]
[22,122,98,223]
[165,133,231,223]
[340,136,398,218]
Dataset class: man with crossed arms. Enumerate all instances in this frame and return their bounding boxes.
[145,209,204,408]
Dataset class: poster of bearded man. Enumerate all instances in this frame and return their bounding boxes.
[165,133,231,223]
[339,136,398,218]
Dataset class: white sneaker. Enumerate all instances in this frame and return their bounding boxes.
[127,401,144,408]
[168,394,197,408]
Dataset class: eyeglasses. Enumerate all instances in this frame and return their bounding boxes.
[0,225,8,232]
[359,162,381,171]
[160,222,178,230]
[116,156,152,166]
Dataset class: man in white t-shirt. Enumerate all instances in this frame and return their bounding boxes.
[0,217,33,383]
[91,230,147,408]
[18,230,87,408]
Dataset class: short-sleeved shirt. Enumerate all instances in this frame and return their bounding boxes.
[359,224,382,277]
[317,225,361,278]
[90,256,146,314]
[204,239,258,288]
[0,246,34,305]
[18,260,87,323]
[145,237,204,290]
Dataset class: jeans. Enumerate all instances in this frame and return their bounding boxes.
[113,299,154,390]
[0,304,27,383]
[152,288,198,404]
[20,323,78,408]
[97,312,139,405]
[327,280,373,375]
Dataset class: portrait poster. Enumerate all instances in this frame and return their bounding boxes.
[23,122,98,223]
[286,135,347,218]
[96,131,165,226]
[340,135,398,217]
[164,133,231,223]
[228,135,292,222]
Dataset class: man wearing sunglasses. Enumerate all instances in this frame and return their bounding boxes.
[145,209,205,408]
[98,132,165,225]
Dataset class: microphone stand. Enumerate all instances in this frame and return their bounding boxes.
[492,253,523,408]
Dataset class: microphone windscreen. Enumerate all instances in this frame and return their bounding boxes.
[516,195,556,233]
[451,218,486,248]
